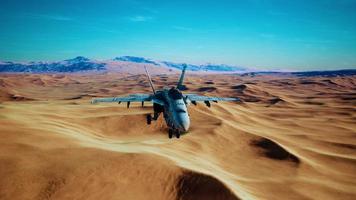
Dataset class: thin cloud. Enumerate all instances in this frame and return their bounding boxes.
[27,14,73,21]
[23,13,122,34]
[141,6,159,14]
[127,15,153,22]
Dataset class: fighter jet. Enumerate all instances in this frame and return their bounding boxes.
[91,65,240,139]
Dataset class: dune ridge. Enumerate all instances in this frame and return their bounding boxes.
[0,73,355,200]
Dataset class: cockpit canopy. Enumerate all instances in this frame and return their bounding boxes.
[168,87,183,100]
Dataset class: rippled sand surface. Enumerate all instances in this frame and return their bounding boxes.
[0,73,355,200]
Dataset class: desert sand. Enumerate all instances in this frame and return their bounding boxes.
[0,72,355,200]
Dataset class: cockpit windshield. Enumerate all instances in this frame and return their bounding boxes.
[168,88,183,100]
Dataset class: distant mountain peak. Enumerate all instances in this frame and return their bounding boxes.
[112,56,248,72]
[0,56,105,73]
[161,61,247,72]
[64,56,90,63]
[113,56,158,65]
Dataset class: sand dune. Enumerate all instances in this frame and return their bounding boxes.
[0,73,355,200]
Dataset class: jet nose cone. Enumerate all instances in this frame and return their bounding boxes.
[176,109,190,133]
[180,121,190,132]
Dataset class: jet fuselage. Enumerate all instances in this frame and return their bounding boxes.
[154,88,190,133]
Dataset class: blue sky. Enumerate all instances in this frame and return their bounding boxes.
[0,0,356,70]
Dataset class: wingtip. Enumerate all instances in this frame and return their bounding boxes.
[234,98,242,102]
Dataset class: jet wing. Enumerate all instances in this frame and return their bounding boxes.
[184,94,240,102]
[184,94,240,105]
[91,94,152,104]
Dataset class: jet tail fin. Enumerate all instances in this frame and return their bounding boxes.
[177,64,187,90]
[144,66,156,94]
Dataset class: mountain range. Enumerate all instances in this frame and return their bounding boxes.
[0,56,106,73]
[0,56,248,73]
[0,56,355,76]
